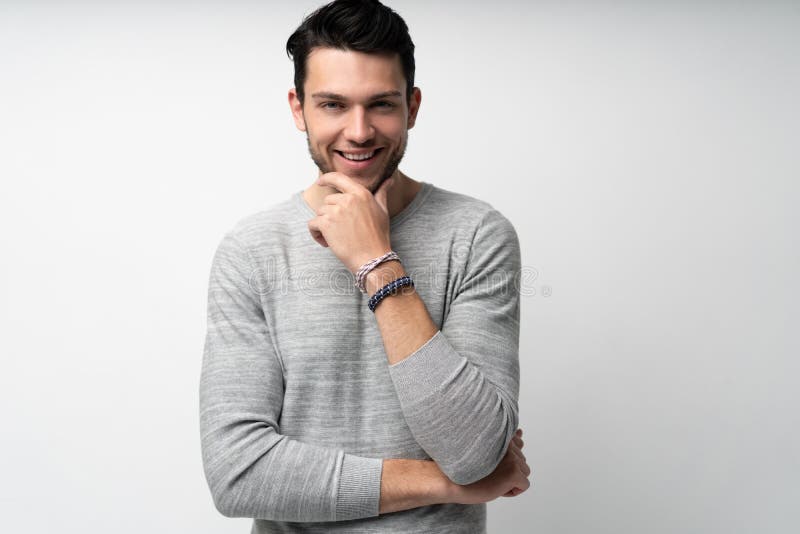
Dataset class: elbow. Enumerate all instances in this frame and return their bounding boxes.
[441,412,519,486]
[438,436,507,486]
[201,422,292,520]
[200,420,277,519]
[209,478,267,519]
[441,454,503,486]
[203,452,261,519]
[201,446,248,518]
[213,498,235,519]
[206,460,274,519]
[209,480,245,518]
[204,449,286,520]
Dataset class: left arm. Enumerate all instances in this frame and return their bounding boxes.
[365,210,521,486]
[310,174,521,486]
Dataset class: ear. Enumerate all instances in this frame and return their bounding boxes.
[407,87,422,130]
[288,88,306,132]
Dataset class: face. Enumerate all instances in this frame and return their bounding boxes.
[289,47,421,193]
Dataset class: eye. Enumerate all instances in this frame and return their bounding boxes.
[372,101,395,109]
[321,101,344,110]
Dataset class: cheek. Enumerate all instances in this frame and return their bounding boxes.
[307,115,341,146]
[377,119,406,142]
[311,125,334,141]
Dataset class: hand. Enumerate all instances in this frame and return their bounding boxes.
[307,172,395,274]
[446,429,531,505]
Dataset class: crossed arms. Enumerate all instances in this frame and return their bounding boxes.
[200,179,529,521]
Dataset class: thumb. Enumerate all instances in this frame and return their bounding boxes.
[374,177,394,213]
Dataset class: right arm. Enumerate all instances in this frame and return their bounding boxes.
[200,233,383,522]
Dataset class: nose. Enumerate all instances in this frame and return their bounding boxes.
[344,106,374,145]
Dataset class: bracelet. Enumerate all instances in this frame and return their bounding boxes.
[368,276,415,312]
[355,251,401,294]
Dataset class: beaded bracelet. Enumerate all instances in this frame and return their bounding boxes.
[368,276,415,312]
[355,251,401,294]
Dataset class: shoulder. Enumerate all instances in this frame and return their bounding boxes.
[217,193,305,253]
[424,183,494,217]
[419,183,518,239]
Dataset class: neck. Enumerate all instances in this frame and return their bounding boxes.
[302,170,421,219]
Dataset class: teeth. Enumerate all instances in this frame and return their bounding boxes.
[341,150,375,161]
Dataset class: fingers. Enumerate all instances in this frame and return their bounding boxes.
[500,428,532,499]
[317,172,362,194]
[312,233,328,247]
[511,443,526,463]
[509,429,532,478]
[310,230,328,247]
[502,483,529,498]
[323,193,347,205]
[509,429,524,452]
[513,429,525,451]
[518,457,531,477]
[307,219,329,247]
[510,443,528,472]
[509,440,530,476]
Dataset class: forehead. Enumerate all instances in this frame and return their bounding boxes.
[304,47,406,98]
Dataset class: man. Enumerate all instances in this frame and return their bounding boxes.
[199,1,530,532]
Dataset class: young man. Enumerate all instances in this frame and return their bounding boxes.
[199,1,530,532]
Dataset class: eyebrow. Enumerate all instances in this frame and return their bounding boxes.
[310,90,403,101]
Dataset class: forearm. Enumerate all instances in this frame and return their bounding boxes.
[380,431,531,514]
[365,261,437,365]
[367,262,518,485]
[379,458,453,514]
[389,337,517,485]
[201,390,384,522]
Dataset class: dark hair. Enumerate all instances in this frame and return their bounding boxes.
[286,0,415,104]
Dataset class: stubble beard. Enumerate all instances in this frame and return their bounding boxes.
[306,135,407,194]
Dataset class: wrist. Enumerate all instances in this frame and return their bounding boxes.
[379,459,454,514]
[364,260,407,295]
[429,461,458,505]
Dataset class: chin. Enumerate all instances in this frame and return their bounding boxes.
[344,172,381,187]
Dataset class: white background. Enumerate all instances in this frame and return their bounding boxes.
[1,1,797,533]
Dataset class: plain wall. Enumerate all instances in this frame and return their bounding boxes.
[1,1,797,533]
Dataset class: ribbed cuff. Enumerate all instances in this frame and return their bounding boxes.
[388,331,467,403]
[335,453,384,520]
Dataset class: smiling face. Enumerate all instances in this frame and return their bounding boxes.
[289,47,421,193]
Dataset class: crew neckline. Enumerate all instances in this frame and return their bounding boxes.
[293,181,433,228]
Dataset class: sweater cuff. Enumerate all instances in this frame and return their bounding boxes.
[388,331,467,402]
[335,453,384,520]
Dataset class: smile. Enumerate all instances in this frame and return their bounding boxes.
[335,148,383,162]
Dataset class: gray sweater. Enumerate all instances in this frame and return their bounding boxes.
[200,182,521,533]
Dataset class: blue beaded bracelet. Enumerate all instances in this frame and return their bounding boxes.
[367,276,415,312]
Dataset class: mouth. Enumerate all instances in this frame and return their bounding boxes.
[334,148,384,168]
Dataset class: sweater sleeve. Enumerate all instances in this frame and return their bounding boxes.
[387,209,521,485]
[199,233,383,522]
